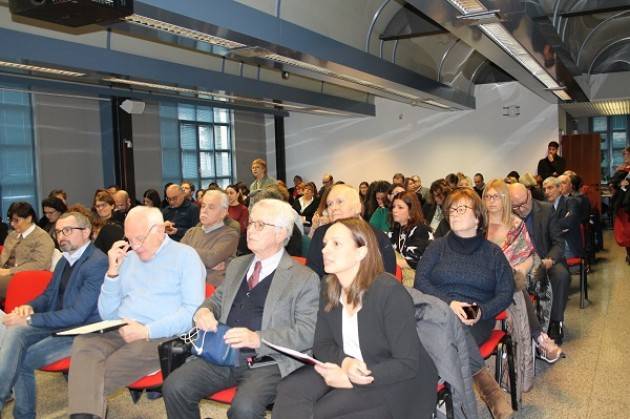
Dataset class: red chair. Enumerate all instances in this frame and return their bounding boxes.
[209,386,237,404]
[4,270,53,312]
[394,265,403,283]
[565,224,589,309]
[291,256,307,265]
[479,311,518,411]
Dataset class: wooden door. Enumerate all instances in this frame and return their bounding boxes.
[561,133,601,211]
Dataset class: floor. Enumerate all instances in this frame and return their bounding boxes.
[2,231,628,419]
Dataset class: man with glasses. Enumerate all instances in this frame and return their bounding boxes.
[509,183,570,344]
[67,206,206,419]
[0,202,55,299]
[163,184,200,242]
[0,211,107,418]
[162,199,319,419]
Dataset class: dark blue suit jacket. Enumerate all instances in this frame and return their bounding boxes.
[29,243,108,329]
[554,195,583,257]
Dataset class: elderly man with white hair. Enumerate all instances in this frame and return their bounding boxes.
[162,199,320,419]
[67,206,206,419]
[306,184,396,278]
[181,189,240,286]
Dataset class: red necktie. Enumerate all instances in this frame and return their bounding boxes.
[248,261,262,290]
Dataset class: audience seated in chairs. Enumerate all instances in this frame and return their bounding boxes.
[37,197,68,247]
[423,179,452,238]
[0,211,108,418]
[163,184,200,242]
[0,202,55,300]
[89,191,125,255]
[273,217,438,419]
[307,184,396,278]
[226,184,249,234]
[181,190,239,287]
[414,187,515,419]
[292,181,319,230]
[66,206,205,419]
[509,183,570,345]
[162,199,319,419]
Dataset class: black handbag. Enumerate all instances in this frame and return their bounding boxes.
[158,337,192,379]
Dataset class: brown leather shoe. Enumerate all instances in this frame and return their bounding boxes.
[473,368,513,419]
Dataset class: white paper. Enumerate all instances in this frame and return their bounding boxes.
[262,338,323,366]
[55,319,128,336]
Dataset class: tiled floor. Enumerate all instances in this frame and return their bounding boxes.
[2,231,629,419]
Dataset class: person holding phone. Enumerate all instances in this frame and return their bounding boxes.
[414,187,514,419]
[273,218,438,419]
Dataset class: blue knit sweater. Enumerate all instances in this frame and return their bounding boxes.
[413,232,514,320]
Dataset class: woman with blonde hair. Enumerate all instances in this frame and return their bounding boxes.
[483,179,561,365]
[273,218,437,419]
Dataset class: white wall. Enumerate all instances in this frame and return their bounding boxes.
[267,82,559,187]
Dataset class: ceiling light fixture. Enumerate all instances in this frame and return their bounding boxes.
[0,60,85,77]
[124,14,246,49]
[443,0,571,101]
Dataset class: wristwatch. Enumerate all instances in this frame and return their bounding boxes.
[26,315,32,326]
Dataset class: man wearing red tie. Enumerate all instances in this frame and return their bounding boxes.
[163,199,320,419]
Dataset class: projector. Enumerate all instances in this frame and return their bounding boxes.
[9,0,134,28]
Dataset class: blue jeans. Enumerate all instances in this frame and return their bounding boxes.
[0,324,73,419]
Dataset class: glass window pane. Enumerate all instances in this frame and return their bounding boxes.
[611,115,627,130]
[217,178,231,188]
[215,152,231,177]
[592,116,607,132]
[200,152,214,178]
[214,126,230,149]
[214,108,229,124]
[600,133,608,150]
[197,106,212,123]
[199,125,212,150]
[180,124,197,150]
[612,131,627,148]
[181,151,198,178]
[178,104,195,121]
[612,153,624,167]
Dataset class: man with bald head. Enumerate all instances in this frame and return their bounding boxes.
[112,190,133,223]
[163,184,200,241]
[67,206,206,418]
[306,184,396,278]
[181,190,240,286]
[509,183,570,343]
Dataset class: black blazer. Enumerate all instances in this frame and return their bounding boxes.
[292,197,319,225]
[554,195,583,257]
[314,274,438,419]
[528,199,565,262]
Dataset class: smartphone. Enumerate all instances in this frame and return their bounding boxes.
[463,304,479,320]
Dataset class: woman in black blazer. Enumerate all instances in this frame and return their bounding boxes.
[292,181,319,227]
[273,218,437,419]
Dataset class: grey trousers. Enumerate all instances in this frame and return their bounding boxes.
[67,330,165,418]
[162,356,281,419]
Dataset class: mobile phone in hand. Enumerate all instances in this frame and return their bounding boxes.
[463,304,479,320]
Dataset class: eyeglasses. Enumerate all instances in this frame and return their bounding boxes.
[126,224,157,250]
[484,194,503,202]
[54,226,86,237]
[247,220,281,231]
[448,205,473,216]
[511,191,531,211]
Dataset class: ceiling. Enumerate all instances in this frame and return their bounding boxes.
[1,0,630,116]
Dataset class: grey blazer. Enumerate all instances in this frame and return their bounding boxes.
[199,251,320,377]
[529,199,565,263]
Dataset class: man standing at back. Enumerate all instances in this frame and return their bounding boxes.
[67,206,205,419]
[163,184,200,242]
[0,211,107,419]
[537,141,566,180]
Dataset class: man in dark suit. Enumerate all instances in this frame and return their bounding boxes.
[162,199,319,419]
[163,184,200,241]
[306,184,396,277]
[509,183,570,344]
[544,177,582,259]
[0,211,108,418]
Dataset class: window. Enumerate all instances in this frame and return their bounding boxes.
[0,85,38,216]
[591,115,629,182]
[160,103,234,190]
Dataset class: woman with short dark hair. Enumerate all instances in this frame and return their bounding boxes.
[273,218,438,419]
[415,187,514,419]
[37,197,68,243]
[142,189,161,208]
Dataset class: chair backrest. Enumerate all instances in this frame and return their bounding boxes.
[291,256,307,265]
[5,270,54,312]
[394,265,403,283]
[205,283,216,298]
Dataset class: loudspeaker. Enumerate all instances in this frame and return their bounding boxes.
[119,100,145,115]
